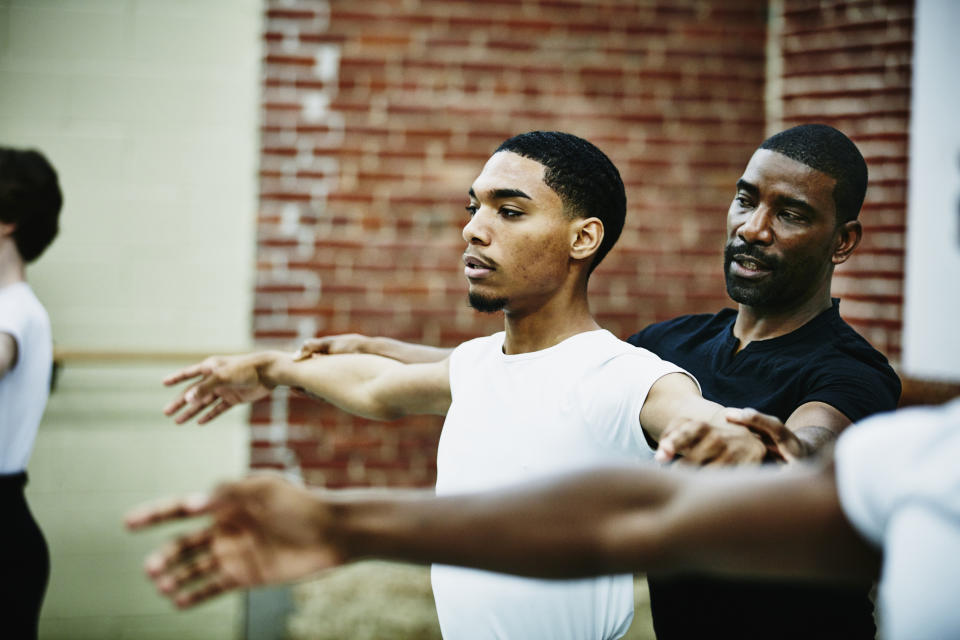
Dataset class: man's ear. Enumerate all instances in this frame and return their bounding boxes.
[570,217,604,262]
[832,220,862,265]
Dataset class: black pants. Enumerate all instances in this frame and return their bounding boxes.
[0,472,49,640]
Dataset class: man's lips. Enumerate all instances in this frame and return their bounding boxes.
[730,253,773,278]
[463,253,495,279]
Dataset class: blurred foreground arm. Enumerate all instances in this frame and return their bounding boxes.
[295,334,453,364]
[126,460,878,608]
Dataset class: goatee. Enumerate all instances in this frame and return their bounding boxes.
[468,292,508,313]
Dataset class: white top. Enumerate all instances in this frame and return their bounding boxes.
[0,282,52,473]
[433,329,691,640]
[836,398,960,640]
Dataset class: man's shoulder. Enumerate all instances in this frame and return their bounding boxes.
[627,309,735,349]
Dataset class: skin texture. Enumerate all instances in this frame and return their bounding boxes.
[125,418,879,609]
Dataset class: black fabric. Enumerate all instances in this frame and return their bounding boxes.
[0,472,49,640]
[627,299,900,639]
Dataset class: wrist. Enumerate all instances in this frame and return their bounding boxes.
[255,350,289,388]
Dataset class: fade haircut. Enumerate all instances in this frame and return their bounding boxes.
[759,124,868,225]
[0,147,62,263]
[495,131,626,274]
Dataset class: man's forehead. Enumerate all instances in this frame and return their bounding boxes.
[739,149,836,197]
[469,151,551,199]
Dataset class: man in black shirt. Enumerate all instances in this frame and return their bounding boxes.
[227,125,903,637]
[628,124,900,638]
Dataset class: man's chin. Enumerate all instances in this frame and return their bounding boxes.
[468,292,508,313]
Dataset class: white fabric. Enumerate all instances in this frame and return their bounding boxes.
[0,282,52,473]
[433,329,691,640]
[836,398,960,640]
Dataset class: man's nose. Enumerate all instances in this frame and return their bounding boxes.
[462,208,491,245]
[737,208,774,245]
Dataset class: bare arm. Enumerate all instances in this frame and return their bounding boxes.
[163,351,450,425]
[295,334,453,364]
[126,460,879,608]
[639,373,768,465]
[724,401,852,462]
[0,332,16,380]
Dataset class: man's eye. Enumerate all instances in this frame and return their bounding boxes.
[780,210,804,222]
[500,208,522,218]
[734,195,752,207]
[465,205,478,216]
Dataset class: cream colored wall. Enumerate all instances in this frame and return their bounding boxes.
[0,0,262,637]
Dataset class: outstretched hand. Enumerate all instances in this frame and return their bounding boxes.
[293,334,369,361]
[725,407,810,463]
[162,354,274,425]
[655,408,809,466]
[125,475,344,608]
[655,412,768,466]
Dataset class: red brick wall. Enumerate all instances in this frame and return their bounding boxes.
[776,0,913,364]
[253,0,792,486]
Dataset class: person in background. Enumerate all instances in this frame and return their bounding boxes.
[0,147,63,639]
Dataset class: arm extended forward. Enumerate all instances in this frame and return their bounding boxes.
[162,351,450,425]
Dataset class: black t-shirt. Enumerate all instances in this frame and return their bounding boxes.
[627,300,901,639]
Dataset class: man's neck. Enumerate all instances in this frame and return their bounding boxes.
[501,289,600,355]
[732,292,833,352]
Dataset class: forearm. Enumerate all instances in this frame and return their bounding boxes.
[260,351,409,420]
[328,464,879,584]
[364,337,452,364]
[793,425,838,456]
[327,468,680,578]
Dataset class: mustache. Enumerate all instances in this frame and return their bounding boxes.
[724,241,779,270]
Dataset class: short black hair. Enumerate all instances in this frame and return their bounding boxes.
[0,147,62,263]
[495,131,626,273]
[759,124,867,224]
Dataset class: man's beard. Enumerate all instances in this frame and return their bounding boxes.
[723,241,793,308]
[468,292,508,313]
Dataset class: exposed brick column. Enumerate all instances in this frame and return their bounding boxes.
[776,0,913,365]
[254,0,768,487]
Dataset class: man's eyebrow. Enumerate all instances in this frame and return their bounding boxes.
[468,187,532,201]
[776,195,816,214]
[735,179,817,214]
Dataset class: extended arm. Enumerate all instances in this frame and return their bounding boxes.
[639,373,768,465]
[163,351,450,425]
[0,332,16,379]
[126,460,879,608]
[294,334,453,364]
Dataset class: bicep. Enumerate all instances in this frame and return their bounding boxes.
[0,332,17,379]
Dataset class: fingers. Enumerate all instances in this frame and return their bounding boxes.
[725,407,802,462]
[125,493,212,530]
[655,420,704,463]
[725,407,785,439]
[144,528,238,609]
[162,363,210,387]
[293,337,330,361]
[167,377,223,424]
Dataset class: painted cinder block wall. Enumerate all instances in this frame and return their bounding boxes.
[252,0,915,488]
